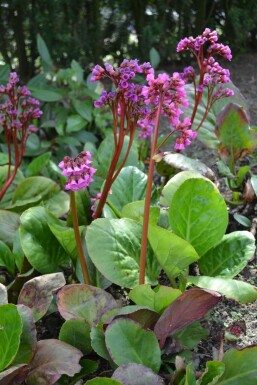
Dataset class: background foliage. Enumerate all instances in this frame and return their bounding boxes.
[0,0,257,80]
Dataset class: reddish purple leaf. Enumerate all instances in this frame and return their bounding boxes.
[154,288,221,348]
[0,364,29,385]
[26,339,83,385]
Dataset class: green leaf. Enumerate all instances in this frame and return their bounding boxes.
[150,47,160,69]
[112,363,164,385]
[66,189,92,226]
[174,321,208,350]
[37,34,53,67]
[188,276,257,303]
[0,304,23,371]
[66,359,98,384]
[162,153,215,181]
[86,218,160,288]
[26,339,83,385]
[129,284,181,314]
[90,326,113,362]
[19,207,70,274]
[0,240,16,275]
[18,273,66,321]
[72,99,92,121]
[160,171,205,206]
[0,152,9,165]
[29,88,63,102]
[199,231,255,278]
[122,201,160,224]
[104,166,157,218]
[0,283,7,305]
[59,319,92,355]
[105,318,161,373]
[85,379,123,385]
[217,346,257,385]
[0,166,24,205]
[66,115,87,133]
[96,134,139,178]
[57,284,118,327]
[12,176,59,203]
[26,152,51,177]
[13,305,37,364]
[215,103,257,162]
[0,210,20,247]
[169,178,228,256]
[250,175,257,196]
[183,363,196,385]
[233,213,252,227]
[148,224,199,279]
[43,191,70,218]
[198,361,225,385]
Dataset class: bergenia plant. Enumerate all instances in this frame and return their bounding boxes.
[0,72,42,201]
[59,151,96,284]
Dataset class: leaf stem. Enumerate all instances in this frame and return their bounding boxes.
[70,191,90,284]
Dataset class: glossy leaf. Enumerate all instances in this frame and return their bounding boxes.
[217,346,257,385]
[112,363,164,385]
[26,152,51,177]
[0,304,23,371]
[59,319,92,355]
[129,284,181,314]
[66,114,87,133]
[154,288,221,348]
[105,318,161,373]
[121,201,160,224]
[160,171,204,206]
[199,231,255,278]
[0,364,29,385]
[102,305,159,329]
[65,359,98,384]
[0,209,20,246]
[148,224,199,279]
[0,240,15,275]
[19,207,70,273]
[169,178,228,256]
[86,218,160,288]
[233,213,251,227]
[85,379,123,385]
[215,103,257,161]
[90,326,113,362]
[29,88,63,102]
[96,134,139,177]
[162,153,215,181]
[103,166,157,218]
[73,99,92,121]
[198,361,225,385]
[18,273,66,321]
[43,191,70,218]
[12,176,59,203]
[188,276,257,303]
[13,305,37,364]
[57,284,118,326]
[251,175,257,195]
[26,339,83,385]
[0,283,7,305]
[37,34,53,66]
[150,47,161,68]
[0,166,24,206]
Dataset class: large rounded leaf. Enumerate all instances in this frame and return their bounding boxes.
[59,319,92,355]
[199,231,255,278]
[86,218,160,288]
[57,284,118,326]
[105,318,161,373]
[112,363,164,385]
[18,273,66,321]
[148,224,199,279]
[188,276,257,304]
[0,210,20,247]
[169,178,228,256]
[0,304,23,371]
[13,305,37,364]
[103,166,157,218]
[218,346,257,385]
[26,339,83,385]
[19,207,70,273]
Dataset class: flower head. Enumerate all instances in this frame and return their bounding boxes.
[59,151,96,191]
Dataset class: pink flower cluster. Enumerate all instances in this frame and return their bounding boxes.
[59,151,96,191]
[0,72,42,136]
[174,117,197,150]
